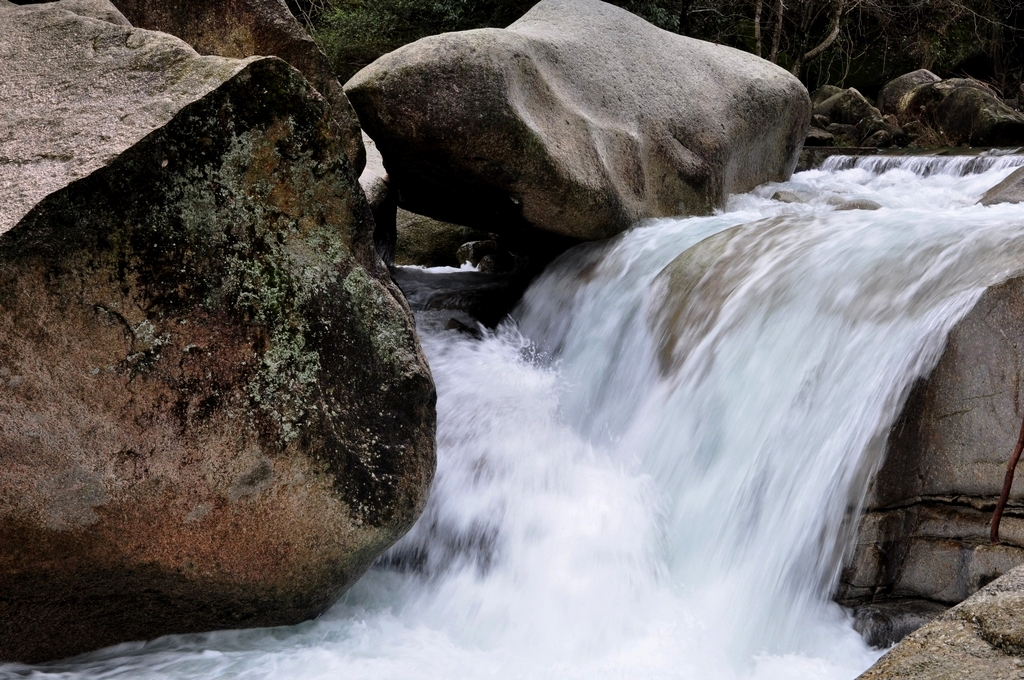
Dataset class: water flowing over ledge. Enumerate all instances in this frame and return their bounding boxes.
[821,151,1024,176]
[7,156,1024,680]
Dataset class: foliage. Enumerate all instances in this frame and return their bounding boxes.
[303,0,1024,95]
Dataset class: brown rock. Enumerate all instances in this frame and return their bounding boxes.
[110,0,365,172]
[0,1,434,663]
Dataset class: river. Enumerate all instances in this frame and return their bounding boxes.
[6,154,1024,679]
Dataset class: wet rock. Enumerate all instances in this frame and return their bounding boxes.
[933,87,1024,147]
[0,1,434,663]
[396,210,491,268]
[852,599,948,648]
[836,198,882,210]
[877,70,941,116]
[772,190,805,203]
[980,167,1024,206]
[805,127,835,146]
[110,0,364,172]
[345,0,810,241]
[859,565,1024,679]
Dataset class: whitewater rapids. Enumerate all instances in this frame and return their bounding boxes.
[7,153,1024,680]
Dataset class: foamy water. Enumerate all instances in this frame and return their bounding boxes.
[6,156,1024,680]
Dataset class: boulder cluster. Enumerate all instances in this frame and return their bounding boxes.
[804,69,1024,149]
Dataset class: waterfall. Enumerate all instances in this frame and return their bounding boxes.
[7,156,1024,679]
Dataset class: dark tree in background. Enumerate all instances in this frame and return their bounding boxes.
[294,0,1023,98]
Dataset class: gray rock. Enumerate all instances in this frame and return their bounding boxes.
[862,129,893,147]
[814,88,884,129]
[811,84,844,107]
[0,1,434,662]
[900,78,997,122]
[858,565,1024,679]
[933,86,1024,146]
[772,190,805,203]
[360,132,397,263]
[396,209,490,268]
[836,198,883,210]
[852,599,948,648]
[805,127,835,146]
[981,167,1024,206]
[877,70,941,116]
[345,0,810,241]
[110,0,365,173]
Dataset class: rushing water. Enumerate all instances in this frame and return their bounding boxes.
[7,156,1024,680]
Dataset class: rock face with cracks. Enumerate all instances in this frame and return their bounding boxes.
[0,0,435,663]
[858,564,1024,679]
[344,0,809,241]
[109,0,365,173]
[839,275,1024,628]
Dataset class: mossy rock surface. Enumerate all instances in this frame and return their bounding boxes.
[0,1,434,663]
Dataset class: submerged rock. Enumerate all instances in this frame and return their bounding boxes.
[110,0,365,172]
[859,565,1024,679]
[345,0,809,241]
[0,1,434,663]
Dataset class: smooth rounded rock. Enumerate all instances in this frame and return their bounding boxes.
[877,69,941,116]
[345,0,810,241]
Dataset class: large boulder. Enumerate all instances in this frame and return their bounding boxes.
[344,0,809,241]
[932,86,1024,146]
[858,564,1024,679]
[109,0,365,173]
[876,70,940,117]
[0,0,434,663]
[838,276,1024,621]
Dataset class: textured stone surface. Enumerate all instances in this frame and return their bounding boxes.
[110,0,364,172]
[345,0,809,241]
[858,565,1024,679]
[837,276,1024,640]
[933,87,1024,147]
[0,1,434,662]
[981,168,1024,206]
[876,70,941,117]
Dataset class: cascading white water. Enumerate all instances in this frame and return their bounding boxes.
[7,156,1024,680]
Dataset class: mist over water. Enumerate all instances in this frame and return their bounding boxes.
[8,157,1024,680]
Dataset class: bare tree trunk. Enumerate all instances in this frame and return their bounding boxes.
[992,411,1024,544]
[754,0,764,57]
[768,0,785,62]
[791,0,845,76]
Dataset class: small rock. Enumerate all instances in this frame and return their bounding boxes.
[772,190,804,203]
[804,127,835,146]
[810,84,844,107]
[812,113,832,128]
[861,129,893,147]
[836,198,882,210]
